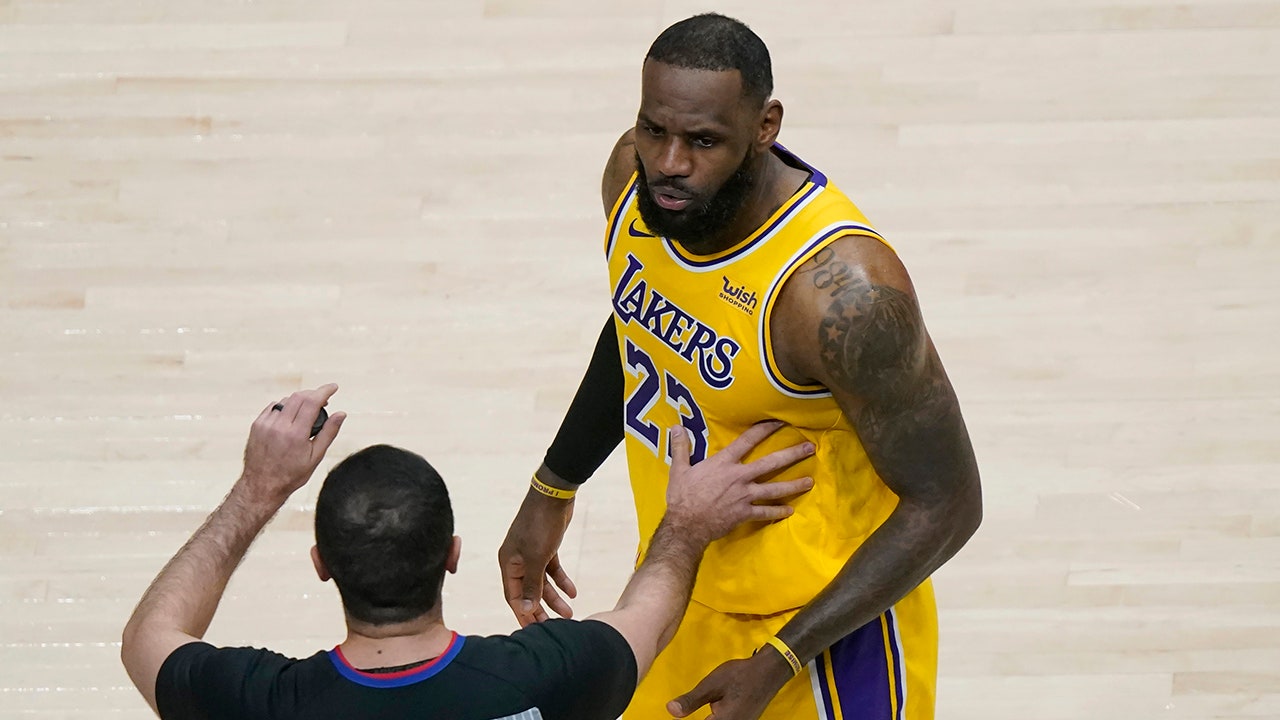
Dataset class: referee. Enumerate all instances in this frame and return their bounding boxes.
[121,384,814,719]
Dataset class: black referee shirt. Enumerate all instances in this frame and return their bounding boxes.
[156,619,637,720]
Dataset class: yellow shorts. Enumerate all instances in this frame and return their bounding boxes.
[624,580,938,720]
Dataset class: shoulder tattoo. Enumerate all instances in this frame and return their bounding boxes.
[810,247,961,461]
[810,247,923,399]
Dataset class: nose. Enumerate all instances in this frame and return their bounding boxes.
[655,137,692,179]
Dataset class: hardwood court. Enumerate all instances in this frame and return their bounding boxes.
[2,1,1278,718]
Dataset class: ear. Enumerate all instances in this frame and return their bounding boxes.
[445,536,462,575]
[311,545,331,582]
[755,99,784,152]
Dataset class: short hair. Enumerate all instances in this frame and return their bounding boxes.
[645,13,773,105]
[314,445,453,626]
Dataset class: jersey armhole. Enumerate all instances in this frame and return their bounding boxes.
[759,223,895,398]
[604,173,638,260]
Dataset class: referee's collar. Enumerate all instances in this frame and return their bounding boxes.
[327,632,464,688]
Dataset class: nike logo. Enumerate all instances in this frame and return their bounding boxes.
[628,218,655,238]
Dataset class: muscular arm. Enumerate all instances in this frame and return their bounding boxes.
[538,127,638,484]
[499,129,638,625]
[770,235,982,666]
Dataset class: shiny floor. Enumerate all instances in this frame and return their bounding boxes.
[2,1,1279,718]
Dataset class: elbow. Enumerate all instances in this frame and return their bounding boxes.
[967,472,983,532]
[120,626,136,677]
[121,611,149,672]
[951,477,983,549]
[920,476,981,554]
[961,497,982,546]
[121,620,139,667]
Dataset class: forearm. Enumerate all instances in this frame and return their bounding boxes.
[615,520,707,640]
[594,518,710,676]
[777,487,981,664]
[541,316,624,484]
[124,482,280,642]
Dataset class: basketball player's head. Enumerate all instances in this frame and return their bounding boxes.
[312,445,458,628]
[635,13,780,247]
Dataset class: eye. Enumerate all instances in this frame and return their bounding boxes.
[643,124,664,137]
[693,137,716,148]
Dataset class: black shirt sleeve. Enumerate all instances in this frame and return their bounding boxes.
[506,619,638,720]
[155,642,294,720]
[542,316,625,484]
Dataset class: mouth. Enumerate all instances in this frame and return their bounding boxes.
[651,186,692,211]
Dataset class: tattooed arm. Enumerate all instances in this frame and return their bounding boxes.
[669,234,981,718]
[775,233,982,658]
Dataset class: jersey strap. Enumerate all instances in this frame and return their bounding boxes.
[759,221,893,398]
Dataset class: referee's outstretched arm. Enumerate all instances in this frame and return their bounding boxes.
[589,422,814,678]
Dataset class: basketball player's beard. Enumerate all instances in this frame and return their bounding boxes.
[635,148,756,251]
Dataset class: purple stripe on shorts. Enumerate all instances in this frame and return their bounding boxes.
[827,614,893,720]
[815,651,838,720]
[885,608,905,718]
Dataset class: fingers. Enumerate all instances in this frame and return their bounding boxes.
[547,555,578,600]
[751,476,814,502]
[263,384,339,436]
[311,411,347,454]
[718,420,784,464]
[519,562,548,625]
[668,680,718,718]
[747,503,797,522]
[540,552,578,618]
[742,440,816,480]
[528,604,549,625]
[501,555,543,626]
[542,577,573,619]
[669,426,691,473]
[256,401,279,424]
[294,382,339,427]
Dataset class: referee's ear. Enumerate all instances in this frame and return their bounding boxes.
[311,546,331,582]
[446,536,462,574]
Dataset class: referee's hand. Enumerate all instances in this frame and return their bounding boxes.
[240,384,347,506]
[664,421,815,545]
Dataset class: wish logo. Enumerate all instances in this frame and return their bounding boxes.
[718,276,758,316]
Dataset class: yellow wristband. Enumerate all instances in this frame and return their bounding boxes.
[530,475,577,500]
[764,636,803,676]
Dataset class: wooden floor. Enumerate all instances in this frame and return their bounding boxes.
[3,1,1279,717]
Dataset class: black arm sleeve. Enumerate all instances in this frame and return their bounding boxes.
[542,316,625,484]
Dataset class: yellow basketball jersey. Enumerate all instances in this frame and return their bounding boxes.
[606,145,902,616]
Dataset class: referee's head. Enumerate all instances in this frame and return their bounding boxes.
[312,445,456,627]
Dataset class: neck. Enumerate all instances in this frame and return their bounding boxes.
[677,148,807,256]
[338,610,455,670]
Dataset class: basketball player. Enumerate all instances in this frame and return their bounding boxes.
[499,14,982,720]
